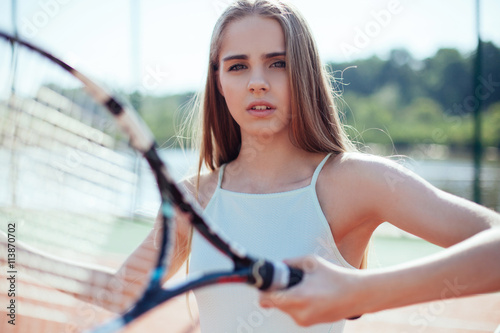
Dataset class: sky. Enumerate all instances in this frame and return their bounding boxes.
[1,0,499,95]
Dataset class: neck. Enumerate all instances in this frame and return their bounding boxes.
[223,132,326,193]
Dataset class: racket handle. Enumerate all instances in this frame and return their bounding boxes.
[287,266,303,288]
[254,261,303,291]
[255,261,362,321]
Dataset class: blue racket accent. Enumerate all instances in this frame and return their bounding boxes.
[151,267,165,283]
[83,317,125,333]
[162,202,174,219]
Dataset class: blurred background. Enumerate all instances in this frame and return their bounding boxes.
[1,1,499,332]
[1,0,499,255]
[3,0,498,214]
[1,0,499,211]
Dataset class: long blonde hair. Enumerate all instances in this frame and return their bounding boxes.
[186,0,368,273]
[195,0,355,174]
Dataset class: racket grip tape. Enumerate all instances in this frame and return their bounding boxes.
[287,266,303,288]
[254,260,303,291]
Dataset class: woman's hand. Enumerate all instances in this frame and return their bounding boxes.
[259,228,500,327]
[259,255,363,326]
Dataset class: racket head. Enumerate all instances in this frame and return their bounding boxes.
[0,31,174,332]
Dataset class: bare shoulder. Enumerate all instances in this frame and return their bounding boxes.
[179,169,220,209]
[317,151,436,226]
[325,151,404,172]
[313,152,420,262]
[323,151,425,189]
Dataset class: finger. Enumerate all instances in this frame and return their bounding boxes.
[259,295,276,308]
[259,289,290,308]
[283,255,320,273]
[282,255,311,267]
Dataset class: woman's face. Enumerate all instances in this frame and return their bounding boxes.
[217,15,291,140]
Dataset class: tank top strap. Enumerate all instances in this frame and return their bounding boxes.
[217,164,226,188]
[311,153,333,186]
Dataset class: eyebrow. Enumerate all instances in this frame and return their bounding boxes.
[222,51,286,62]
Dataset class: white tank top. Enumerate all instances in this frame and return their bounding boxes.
[189,153,354,332]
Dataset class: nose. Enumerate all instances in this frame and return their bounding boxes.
[247,69,270,93]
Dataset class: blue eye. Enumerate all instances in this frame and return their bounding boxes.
[228,64,246,71]
[271,61,286,68]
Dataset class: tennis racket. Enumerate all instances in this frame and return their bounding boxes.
[0,31,327,332]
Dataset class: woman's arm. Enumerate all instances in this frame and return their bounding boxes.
[315,153,498,269]
[355,154,497,246]
[91,207,192,312]
[260,153,500,325]
[78,176,204,311]
[0,230,121,310]
[259,227,500,326]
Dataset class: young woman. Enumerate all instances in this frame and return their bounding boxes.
[171,0,499,331]
[1,0,498,332]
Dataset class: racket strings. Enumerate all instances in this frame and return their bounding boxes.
[0,35,162,331]
[0,241,115,329]
[4,93,137,210]
[0,211,158,321]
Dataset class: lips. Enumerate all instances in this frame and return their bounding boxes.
[247,101,276,110]
[246,101,276,117]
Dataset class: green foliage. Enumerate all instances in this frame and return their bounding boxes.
[134,92,195,148]
[483,102,500,147]
[333,42,500,148]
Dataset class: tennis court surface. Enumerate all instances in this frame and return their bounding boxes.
[1,275,498,332]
